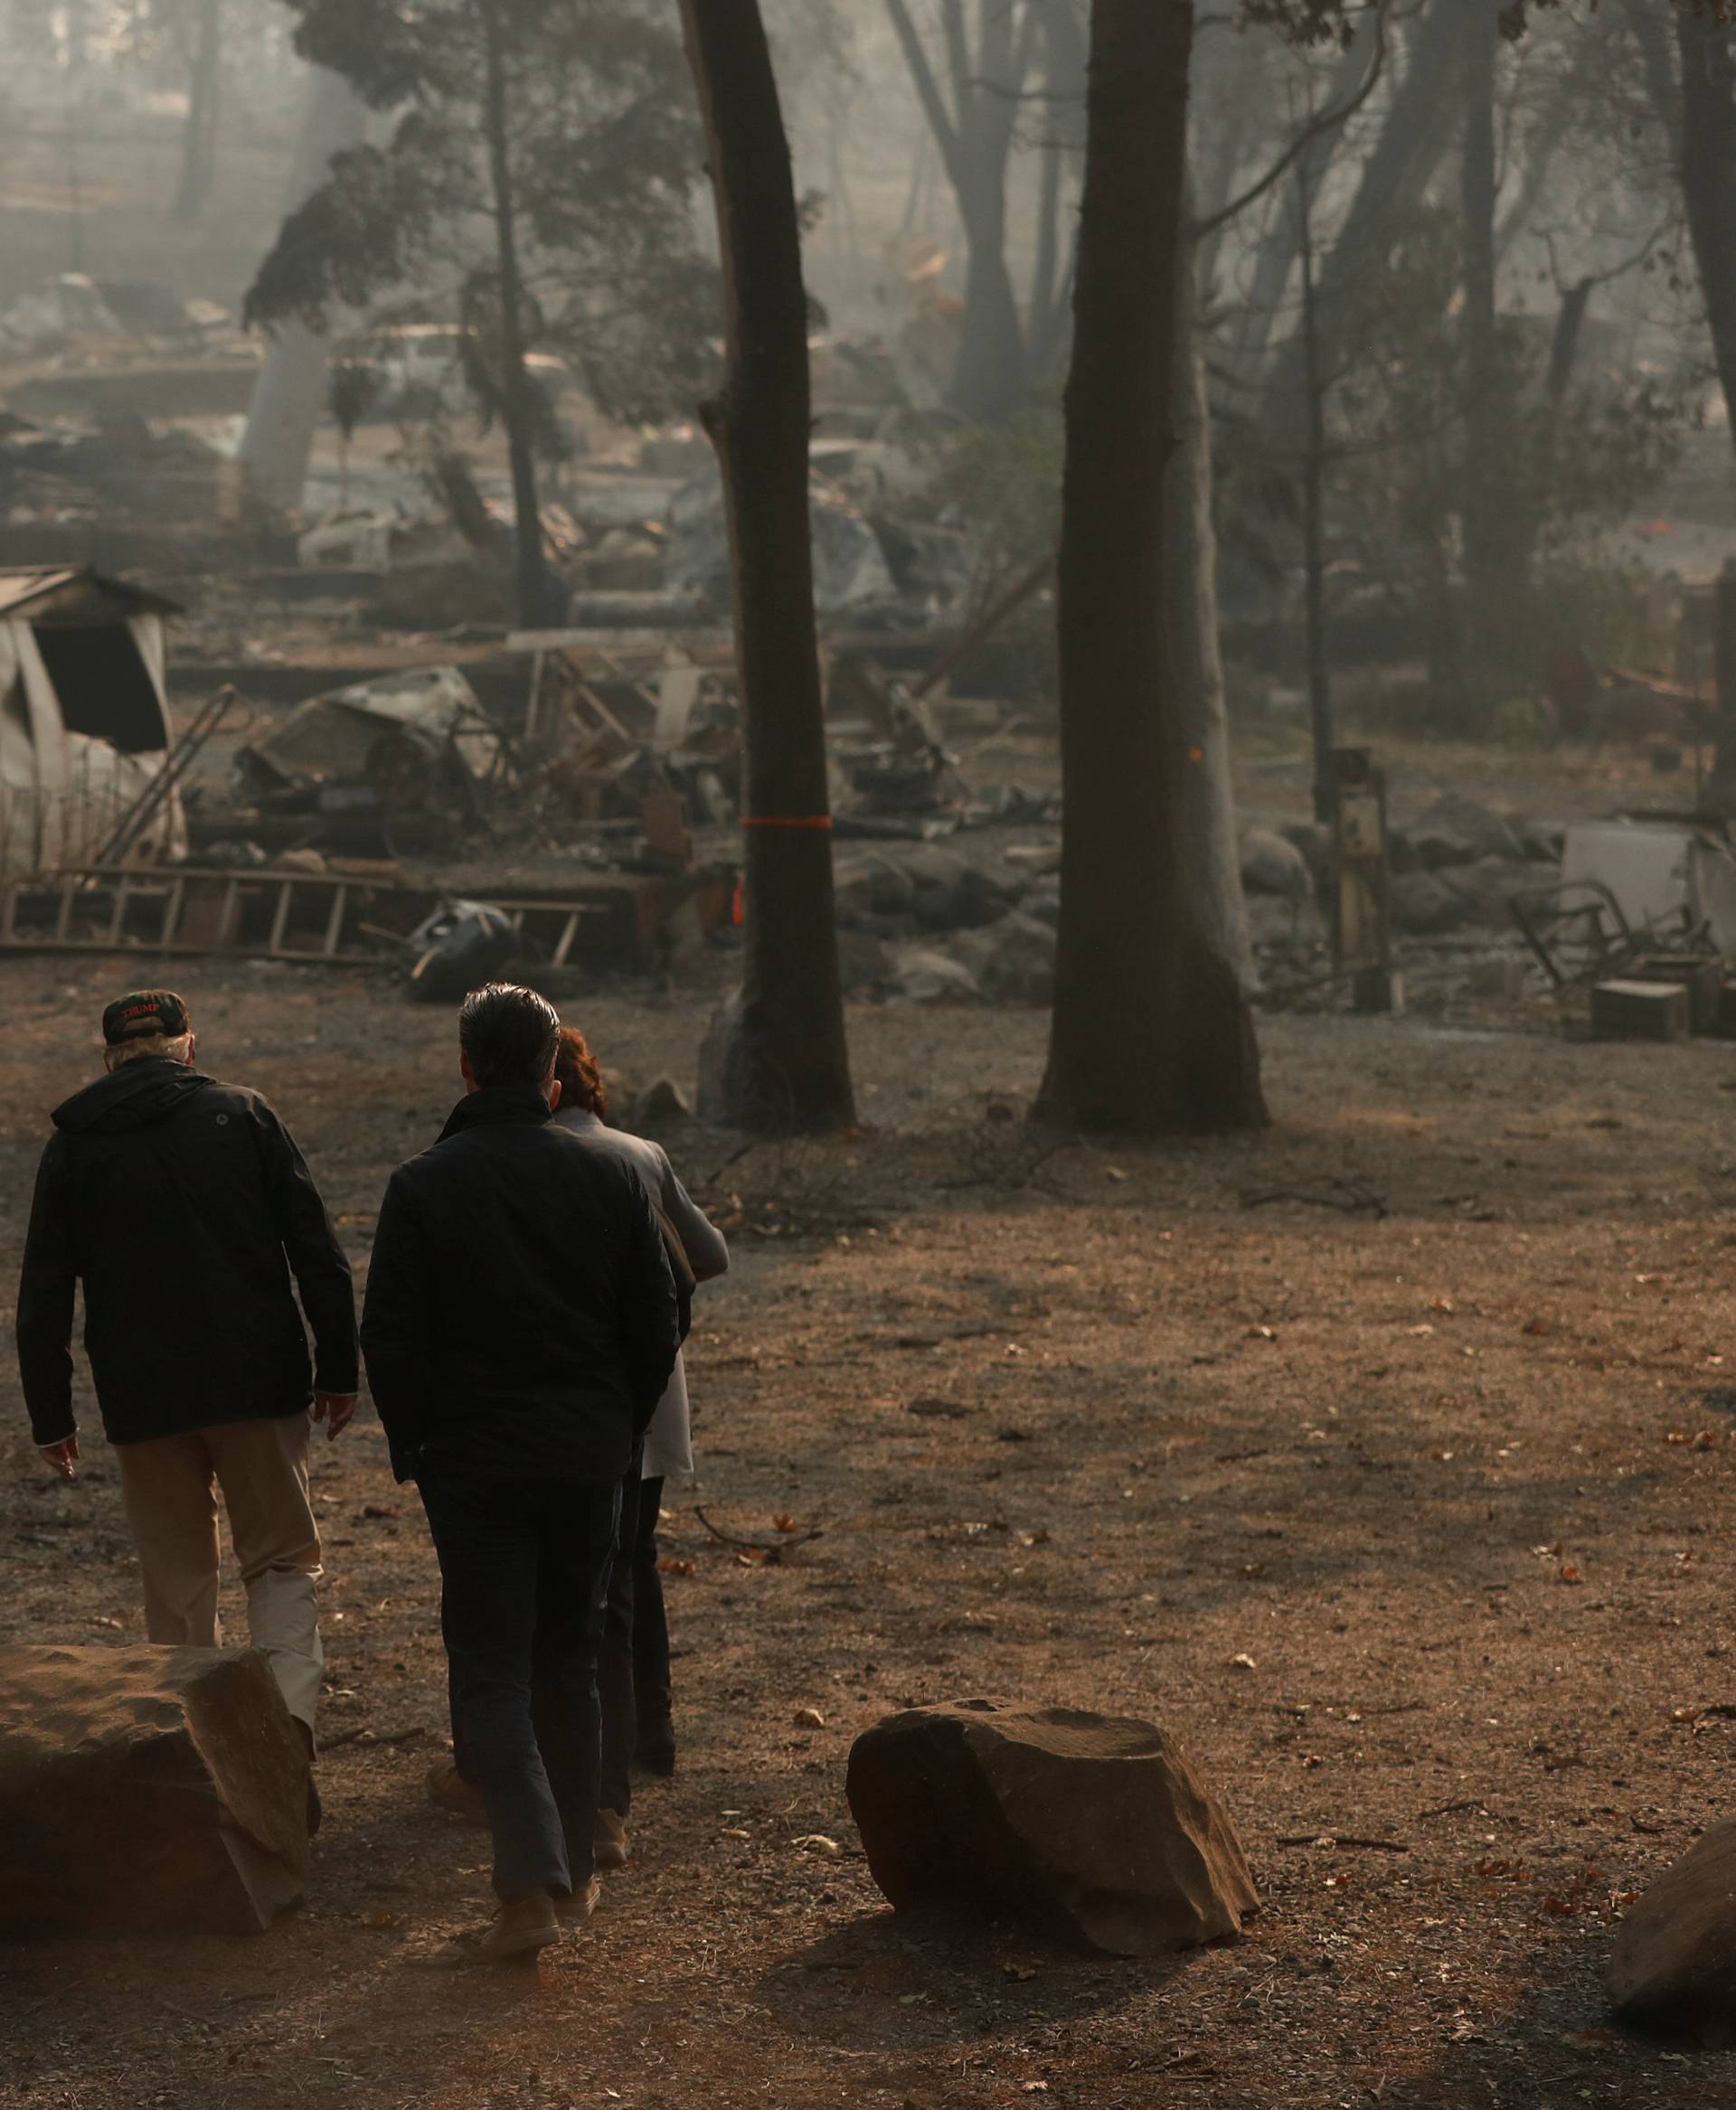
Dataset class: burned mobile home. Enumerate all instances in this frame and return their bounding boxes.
[0,566,185,871]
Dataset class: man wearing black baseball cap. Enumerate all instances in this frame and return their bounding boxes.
[15,989,358,1768]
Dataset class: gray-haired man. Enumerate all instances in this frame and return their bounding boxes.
[15,990,358,1759]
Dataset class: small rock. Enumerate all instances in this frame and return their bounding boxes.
[793,1707,826,1729]
[626,1077,691,1131]
[846,1698,1257,1956]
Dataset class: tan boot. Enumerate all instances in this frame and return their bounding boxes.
[556,1874,602,1923]
[594,1808,629,1871]
[476,1892,561,1964]
[426,1760,487,1825]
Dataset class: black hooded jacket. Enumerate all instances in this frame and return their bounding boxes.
[360,1085,680,1487]
[15,1058,358,1448]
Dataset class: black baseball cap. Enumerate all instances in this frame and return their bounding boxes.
[102,990,193,1046]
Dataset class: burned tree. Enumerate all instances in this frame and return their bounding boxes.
[882,0,1039,423]
[1035,0,1266,1135]
[245,0,711,628]
[675,0,856,1135]
[172,0,222,221]
[236,63,369,518]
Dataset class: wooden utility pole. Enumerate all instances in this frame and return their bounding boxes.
[675,0,855,1134]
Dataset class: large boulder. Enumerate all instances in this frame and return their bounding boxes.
[845,1698,1257,1956]
[0,1644,309,1937]
[1240,828,1312,900]
[1609,1819,1736,2046]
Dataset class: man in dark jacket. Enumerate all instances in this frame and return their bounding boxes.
[15,989,358,1750]
[361,984,678,1964]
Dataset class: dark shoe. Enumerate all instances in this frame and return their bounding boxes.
[556,1874,602,1923]
[427,1759,487,1824]
[594,1808,629,1871]
[635,1684,675,1777]
[476,1892,561,1963]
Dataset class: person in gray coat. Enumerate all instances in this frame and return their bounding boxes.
[552,1027,729,1860]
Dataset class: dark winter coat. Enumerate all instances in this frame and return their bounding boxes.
[15,1058,358,1448]
[359,1085,681,1488]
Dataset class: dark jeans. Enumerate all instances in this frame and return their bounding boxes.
[599,1471,672,1816]
[420,1474,619,1903]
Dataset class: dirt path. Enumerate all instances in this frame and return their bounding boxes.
[1,961,1733,2108]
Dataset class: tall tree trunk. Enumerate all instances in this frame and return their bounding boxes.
[882,0,1033,422]
[676,0,856,1135]
[236,66,368,518]
[480,7,561,629]
[1029,0,1087,381]
[173,0,222,222]
[1459,0,1519,691]
[1297,157,1334,825]
[1169,197,1255,993]
[954,182,1026,423]
[1036,0,1266,1135]
[1677,11,1736,444]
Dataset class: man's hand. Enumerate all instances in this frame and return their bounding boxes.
[310,1392,359,1442]
[38,1436,79,1482]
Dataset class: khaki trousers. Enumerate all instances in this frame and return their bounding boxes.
[115,1413,324,1738]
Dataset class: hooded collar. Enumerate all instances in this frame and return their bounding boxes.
[437,1083,554,1144]
[53,1057,211,1135]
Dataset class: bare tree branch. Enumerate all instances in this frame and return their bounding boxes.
[1196,0,1392,241]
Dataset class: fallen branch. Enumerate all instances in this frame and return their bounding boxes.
[1277,1833,1410,1853]
[1241,1175,1389,1220]
[322,1722,429,1751]
[693,1505,825,1562]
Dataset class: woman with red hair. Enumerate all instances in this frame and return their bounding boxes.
[552,1024,728,1867]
